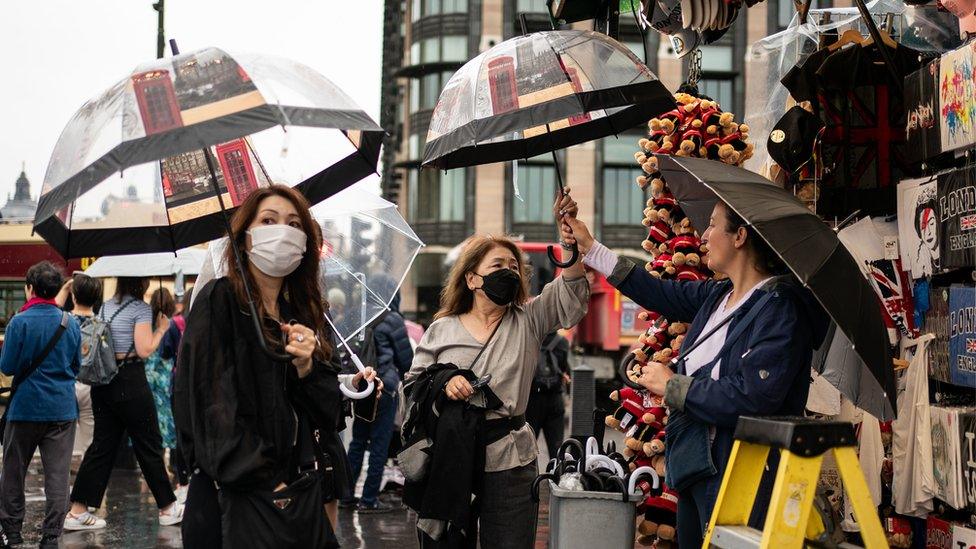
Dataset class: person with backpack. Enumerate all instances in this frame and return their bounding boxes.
[341,287,413,513]
[0,261,82,549]
[525,330,570,460]
[66,277,183,531]
[67,274,102,458]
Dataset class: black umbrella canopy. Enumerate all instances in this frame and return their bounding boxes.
[654,154,896,419]
[34,48,383,259]
[422,30,675,169]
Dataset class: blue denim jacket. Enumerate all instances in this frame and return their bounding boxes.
[607,259,829,499]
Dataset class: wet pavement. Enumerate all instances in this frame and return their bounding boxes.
[8,429,635,547]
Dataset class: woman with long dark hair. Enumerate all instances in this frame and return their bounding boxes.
[174,185,368,548]
[65,277,182,530]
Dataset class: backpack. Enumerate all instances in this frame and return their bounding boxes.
[77,299,136,386]
[532,334,564,392]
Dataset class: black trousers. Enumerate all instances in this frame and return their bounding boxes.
[525,390,565,460]
[70,361,176,509]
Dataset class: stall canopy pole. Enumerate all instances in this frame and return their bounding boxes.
[852,0,903,92]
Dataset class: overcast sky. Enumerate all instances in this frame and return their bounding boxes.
[0,0,384,204]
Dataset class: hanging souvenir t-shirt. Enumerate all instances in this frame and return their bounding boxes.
[903,59,941,165]
[897,177,941,279]
[838,216,919,344]
[815,43,924,219]
[948,285,976,389]
[961,409,976,514]
[937,165,976,269]
[930,406,967,510]
[892,334,937,518]
[837,398,883,533]
[924,285,953,384]
[939,43,976,153]
[780,47,833,111]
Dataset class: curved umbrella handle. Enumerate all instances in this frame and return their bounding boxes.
[618,352,646,390]
[585,436,601,458]
[531,473,557,502]
[547,243,579,268]
[628,466,660,497]
[338,349,376,400]
[586,454,626,478]
[323,313,375,400]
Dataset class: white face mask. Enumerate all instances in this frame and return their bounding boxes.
[247,224,308,278]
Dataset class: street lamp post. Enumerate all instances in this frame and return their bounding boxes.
[153,0,165,59]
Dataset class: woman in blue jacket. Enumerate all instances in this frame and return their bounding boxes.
[563,201,828,547]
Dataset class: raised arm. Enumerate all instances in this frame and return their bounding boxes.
[563,216,717,323]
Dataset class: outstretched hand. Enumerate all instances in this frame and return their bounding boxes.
[561,217,595,255]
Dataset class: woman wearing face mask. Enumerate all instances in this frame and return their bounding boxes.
[404,192,589,548]
[173,185,373,548]
[561,201,828,548]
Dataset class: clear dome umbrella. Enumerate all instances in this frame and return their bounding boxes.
[195,186,424,398]
[33,46,383,368]
[422,29,675,267]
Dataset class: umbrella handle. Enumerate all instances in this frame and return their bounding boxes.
[246,301,294,363]
[618,351,647,390]
[338,349,377,400]
[322,313,376,400]
[547,243,579,268]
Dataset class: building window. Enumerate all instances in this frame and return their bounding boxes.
[516,0,549,13]
[410,169,466,223]
[0,282,26,337]
[412,0,468,21]
[409,71,455,115]
[513,159,556,224]
[601,138,645,226]
[410,36,468,65]
[698,43,735,111]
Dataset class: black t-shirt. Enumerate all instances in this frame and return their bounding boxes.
[813,43,923,218]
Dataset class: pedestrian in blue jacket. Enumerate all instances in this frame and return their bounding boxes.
[564,201,828,547]
[343,288,414,513]
[0,261,81,549]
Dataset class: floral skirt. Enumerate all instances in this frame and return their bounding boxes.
[144,353,176,449]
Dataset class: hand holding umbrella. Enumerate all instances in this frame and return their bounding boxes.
[554,187,581,263]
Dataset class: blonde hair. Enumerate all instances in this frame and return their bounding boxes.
[435,235,531,320]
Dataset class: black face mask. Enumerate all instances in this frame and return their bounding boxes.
[474,269,521,306]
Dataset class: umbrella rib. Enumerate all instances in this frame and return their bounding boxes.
[326,258,393,313]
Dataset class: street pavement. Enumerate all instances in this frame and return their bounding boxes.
[9,432,638,547]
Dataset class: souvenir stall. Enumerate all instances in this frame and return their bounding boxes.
[602,1,976,546]
[756,10,976,549]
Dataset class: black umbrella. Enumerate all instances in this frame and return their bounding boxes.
[422,29,675,266]
[654,154,896,419]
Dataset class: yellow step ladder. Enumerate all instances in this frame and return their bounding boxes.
[703,416,887,549]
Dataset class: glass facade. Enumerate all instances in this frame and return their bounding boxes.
[409,168,466,222]
[601,138,645,226]
[412,0,468,22]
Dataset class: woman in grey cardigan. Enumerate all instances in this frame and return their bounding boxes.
[406,195,589,548]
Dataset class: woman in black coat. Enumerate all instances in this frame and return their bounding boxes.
[174,185,372,548]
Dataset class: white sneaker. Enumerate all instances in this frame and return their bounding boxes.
[63,511,106,531]
[175,485,188,504]
[159,502,184,526]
